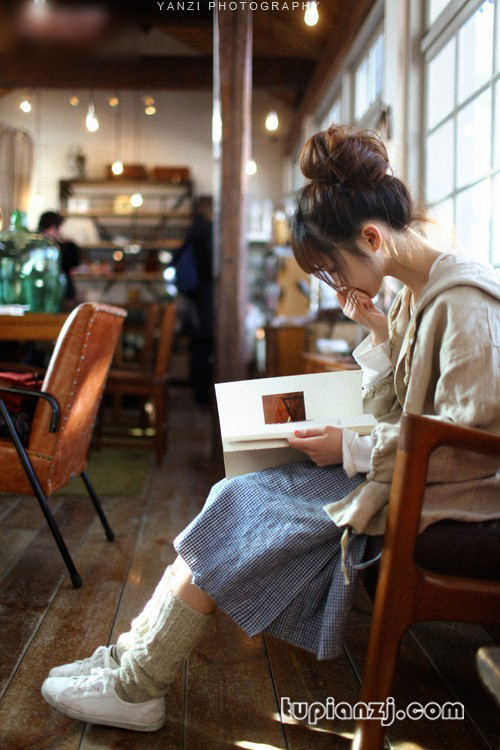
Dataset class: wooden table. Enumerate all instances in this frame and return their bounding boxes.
[302,351,360,373]
[0,313,68,341]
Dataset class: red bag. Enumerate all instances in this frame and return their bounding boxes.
[0,371,44,445]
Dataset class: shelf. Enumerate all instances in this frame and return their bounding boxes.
[60,178,192,188]
[79,240,182,250]
[73,272,165,282]
[62,212,191,222]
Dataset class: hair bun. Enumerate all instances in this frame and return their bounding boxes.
[299,124,392,189]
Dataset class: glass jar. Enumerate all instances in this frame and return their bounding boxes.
[0,211,66,312]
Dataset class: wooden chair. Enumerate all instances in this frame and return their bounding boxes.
[98,301,176,465]
[352,413,500,750]
[0,303,126,589]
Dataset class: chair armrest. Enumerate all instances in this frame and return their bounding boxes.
[0,387,59,432]
[385,413,500,569]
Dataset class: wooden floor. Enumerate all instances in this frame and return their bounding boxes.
[0,386,498,750]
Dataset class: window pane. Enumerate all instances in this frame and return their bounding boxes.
[456,179,491,262]
[496,0,500,72]
[493,173,500,264]
[426,198,456,248]
[355,58,369,120]
[426,119,454,202]
[355,33,384,121]
[428,0,451,26]
[458,1,494,104]
[457,89,491,188]
[495,79,500,169]
[427,36,456,130]
[374,33,384,98]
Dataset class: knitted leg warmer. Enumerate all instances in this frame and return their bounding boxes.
[115,563,175,661]
[114,588,214,703]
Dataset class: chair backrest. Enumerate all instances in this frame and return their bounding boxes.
[154,301,176,379]
[28,303,126,488]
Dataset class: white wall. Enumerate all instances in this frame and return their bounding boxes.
[0,87,291,229]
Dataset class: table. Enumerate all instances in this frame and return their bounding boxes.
[0,313,68,341]
[301,351,360,373]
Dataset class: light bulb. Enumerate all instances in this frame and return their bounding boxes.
[145,105,156,115]
[109,95,119,107]
[85,103,99,132]
[130,193,143,208]
[144,96,155,106]
[304,1,319,26]
[69,95,79,106]
[265,111,279,132]
[246,160,257,176]
[20,99,32,113]
[111,160,124,175]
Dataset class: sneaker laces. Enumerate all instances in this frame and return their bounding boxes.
[73,667,116,696]
[72,645,108,675]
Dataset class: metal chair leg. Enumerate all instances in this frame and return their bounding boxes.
[0,400,82,589]
[80,470,115,542]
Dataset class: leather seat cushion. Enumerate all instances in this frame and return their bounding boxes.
[363,519,500,581]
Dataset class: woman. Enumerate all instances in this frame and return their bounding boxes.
[41,125,500,732]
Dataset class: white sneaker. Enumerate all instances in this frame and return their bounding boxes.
[41,668,165,732]
[48,645,119,678]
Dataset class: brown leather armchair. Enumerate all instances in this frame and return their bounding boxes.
[352,413,500,750]
[0,302,126,588]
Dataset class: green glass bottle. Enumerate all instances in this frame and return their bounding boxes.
[0,211,66,312]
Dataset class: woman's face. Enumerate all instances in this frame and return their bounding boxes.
[320,247,384,300]
[321,223,388,300]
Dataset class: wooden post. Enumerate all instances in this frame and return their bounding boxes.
[213,5,252,384]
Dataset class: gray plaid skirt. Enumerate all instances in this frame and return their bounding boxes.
[173,461,367,660]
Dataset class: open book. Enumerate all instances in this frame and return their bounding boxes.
[215,370,376,478]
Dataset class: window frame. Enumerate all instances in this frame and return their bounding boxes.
[422,0,499,265]
[351,24,386,127]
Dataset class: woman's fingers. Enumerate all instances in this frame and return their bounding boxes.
[292,428,325,438]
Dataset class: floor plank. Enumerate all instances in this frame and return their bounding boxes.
[343,584,491,749]
[184,611,287,750]
[0,497,95,701]
[410,622,500,749]
[0,492,149,750]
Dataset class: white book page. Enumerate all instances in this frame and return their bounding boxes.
[215,370,363,440]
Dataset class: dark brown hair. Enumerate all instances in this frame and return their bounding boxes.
[290,124,425,294]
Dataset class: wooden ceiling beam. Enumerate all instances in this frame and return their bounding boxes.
[284,0,376,155]
[0,54,313,90]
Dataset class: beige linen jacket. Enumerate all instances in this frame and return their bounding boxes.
[323,258,500,538]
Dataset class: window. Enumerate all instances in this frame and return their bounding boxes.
[354,31,385,123]
[320,98,341,130]
[424,0,499,264]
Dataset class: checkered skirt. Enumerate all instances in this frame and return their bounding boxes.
[173,461,367,660]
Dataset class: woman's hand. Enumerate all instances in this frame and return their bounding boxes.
[337,289,388,346]
[287,426,343,467]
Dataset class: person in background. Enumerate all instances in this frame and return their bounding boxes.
[177,195,214,406]
[38,211,81,306]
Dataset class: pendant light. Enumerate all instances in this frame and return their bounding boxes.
[246,160,257,176]
[265,111,279,132]
[85,92,99,132]
[69,93,79,106]
[111,91,124,176]
[20,93,32,113]
[130,91,143,208]
[304,1,319,26]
